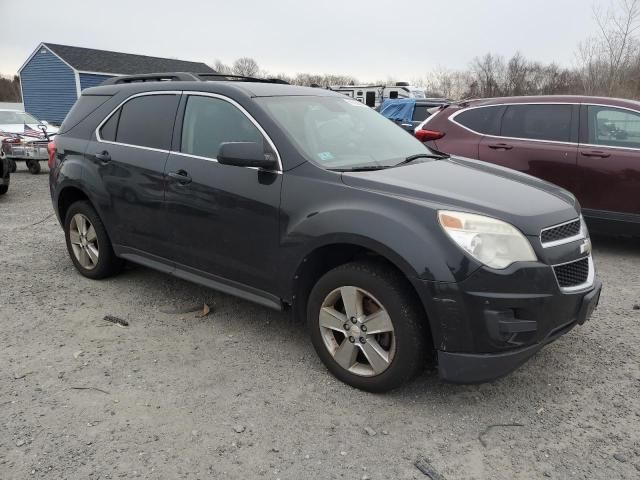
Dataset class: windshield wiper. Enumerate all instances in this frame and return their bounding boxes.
[329,165,391,172]
[393,153,449,167]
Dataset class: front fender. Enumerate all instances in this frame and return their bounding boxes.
[278,163,480,295]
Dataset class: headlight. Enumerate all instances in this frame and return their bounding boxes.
[438,210,537,269]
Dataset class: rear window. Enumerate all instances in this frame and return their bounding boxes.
[99,94,180,150]
[413,106,429,122]
[59,95,111,133]
[454,106,503,135]
[501,104,572,142]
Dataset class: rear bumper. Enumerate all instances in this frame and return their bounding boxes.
[437,280,601,383]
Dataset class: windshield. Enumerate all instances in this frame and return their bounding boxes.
[258,96,431,170]
[0,111,41,125]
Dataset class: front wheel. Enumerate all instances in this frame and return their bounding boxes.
[307,261,429,392]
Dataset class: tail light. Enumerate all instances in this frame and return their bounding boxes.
[47,140,57,169]
[415,129,445,142]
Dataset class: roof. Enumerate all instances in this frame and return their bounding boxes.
[466,95,640,109]
[84,79,343,101]
[28,43,215,75]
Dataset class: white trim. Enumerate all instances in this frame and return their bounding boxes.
[449,103,578,147]
[19,43,78,74]
[74,71,81,98]
[443,101,640,151]
[94,90,283,173]
[77,70,125,77]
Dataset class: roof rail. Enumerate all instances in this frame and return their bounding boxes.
[102,72,200,85]
[100,72,289,86]
[195,73,289,84]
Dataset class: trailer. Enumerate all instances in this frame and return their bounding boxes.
[328,82,426,108]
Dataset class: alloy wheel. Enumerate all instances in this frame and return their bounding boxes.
[319,286,396,377]
[69,213,99,270]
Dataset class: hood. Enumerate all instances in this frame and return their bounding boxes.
[0,123,58,136]
[340,156,579,235]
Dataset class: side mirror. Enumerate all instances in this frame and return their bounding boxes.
[217,142,278,170]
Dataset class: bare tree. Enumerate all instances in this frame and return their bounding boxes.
[232,57,260,77]
[211,59,233,74]
[0,75,21,102]
[593,0,640,95]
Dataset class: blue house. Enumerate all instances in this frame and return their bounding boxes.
[19,43,215,124]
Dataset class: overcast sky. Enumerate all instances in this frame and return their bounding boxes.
[1,0,604,81]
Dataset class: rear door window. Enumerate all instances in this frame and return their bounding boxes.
[501,104,572,142]
[454,106,503,135]
[180,95,266,160]
[587,105,640,149]
[101,94,180,150]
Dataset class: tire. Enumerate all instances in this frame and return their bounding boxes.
[27,160,41,174]
[0,185,7,195]
[307,260,429,392]
[64,200,123,279]
[9,159,17,173]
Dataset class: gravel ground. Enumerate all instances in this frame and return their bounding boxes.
[1,166,639,480]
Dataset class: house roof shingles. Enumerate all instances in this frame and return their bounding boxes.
[43,43,215,75]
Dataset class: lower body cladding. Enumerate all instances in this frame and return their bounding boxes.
[415,257,602,383]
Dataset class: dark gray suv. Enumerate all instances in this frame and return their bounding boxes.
[49,73,601,392]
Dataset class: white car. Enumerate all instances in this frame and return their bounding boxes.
[0,109,59,174]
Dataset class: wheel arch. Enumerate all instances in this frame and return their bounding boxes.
[289,238,435,350]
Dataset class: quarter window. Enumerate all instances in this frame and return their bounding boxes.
[99,94,180,150]
[180,95,266,159]
[587,105,640,149]
[501,104,572,142]
[455,106,503,135]
[99,109,119,142]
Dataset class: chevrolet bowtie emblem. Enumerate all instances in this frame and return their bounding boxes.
[580,238,592,255]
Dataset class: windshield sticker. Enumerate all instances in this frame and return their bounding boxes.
[344,99,368,108]
[318,151,334,161]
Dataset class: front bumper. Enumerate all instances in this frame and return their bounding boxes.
[437,280,601,383]
[415,257,601,383]
[4,142,48,160]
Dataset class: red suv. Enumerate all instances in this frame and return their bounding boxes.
[416,96,640,235]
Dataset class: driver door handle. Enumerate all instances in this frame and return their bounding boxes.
[580,150,610,158]
[487,143,513,150]
[167,170,192,185]
[95,150,111,162]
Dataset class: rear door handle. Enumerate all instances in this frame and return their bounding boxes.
[487,143,513,150]
[167,170,192,185]
[95,150,111,162]
[580,150,610,158]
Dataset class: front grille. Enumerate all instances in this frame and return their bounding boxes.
[541,219,581,245]
[554,257,590,288]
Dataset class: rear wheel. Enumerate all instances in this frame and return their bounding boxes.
[27,160,41,174]
[0,185,7,195]
[8,159,17,173]
[307,260,428,392]
[64,201,123,279]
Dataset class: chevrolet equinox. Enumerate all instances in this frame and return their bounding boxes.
[49,73,602,392]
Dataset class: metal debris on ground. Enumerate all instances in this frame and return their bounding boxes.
[70,386,111,395]
[103,315,129,327]
[415,457,446,480]
[478,423,525,448]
